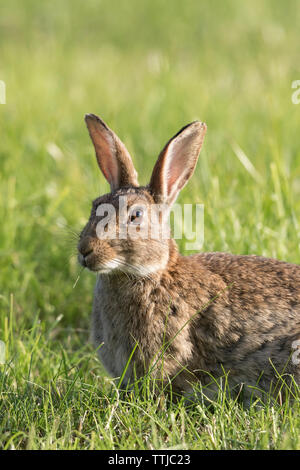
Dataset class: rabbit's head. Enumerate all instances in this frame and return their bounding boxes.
[78,114,206,276]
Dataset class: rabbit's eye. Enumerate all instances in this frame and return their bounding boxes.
[129,208,144,224]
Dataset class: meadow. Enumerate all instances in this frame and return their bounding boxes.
[0,0,300,450]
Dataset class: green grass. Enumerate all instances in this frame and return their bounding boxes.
[0,0,300,450]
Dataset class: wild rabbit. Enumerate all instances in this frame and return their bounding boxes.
[78,114,300,404]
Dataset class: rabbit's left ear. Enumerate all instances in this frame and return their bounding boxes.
[85,114,139,191]
[149,121,207,206]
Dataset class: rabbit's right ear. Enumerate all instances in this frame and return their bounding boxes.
[85,114,139,191]
[149,121,207,206]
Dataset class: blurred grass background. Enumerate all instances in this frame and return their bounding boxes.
[0,0,300,449]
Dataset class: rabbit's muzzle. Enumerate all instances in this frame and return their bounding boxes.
[78,237,95,268]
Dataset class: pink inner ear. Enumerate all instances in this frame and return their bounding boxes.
[166,159,184,194]
[149,121,206,204]
[95,138,119,189]
[164,137,192,198]
[90,128,120,190]
[86,114,139,190]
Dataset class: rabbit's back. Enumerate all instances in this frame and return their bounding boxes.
[196,252,300,319]
[189,252,300,393]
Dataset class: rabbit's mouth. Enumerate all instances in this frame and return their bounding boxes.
[78,252,111,273]
[78,251,94,270]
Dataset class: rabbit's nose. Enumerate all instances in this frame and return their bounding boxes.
[78,238,94,258]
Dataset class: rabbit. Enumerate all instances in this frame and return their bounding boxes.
[78,113,300,405]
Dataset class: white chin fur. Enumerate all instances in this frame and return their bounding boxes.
[97,258,166,277]
[95,260,121,274]
[125,263,163,277]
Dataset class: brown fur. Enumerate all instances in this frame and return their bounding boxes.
[78,115,300,404]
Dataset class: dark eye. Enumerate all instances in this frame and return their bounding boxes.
[129,208,144,224]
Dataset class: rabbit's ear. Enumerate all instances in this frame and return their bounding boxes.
[85,114,139,191]
[149,121,207,205]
